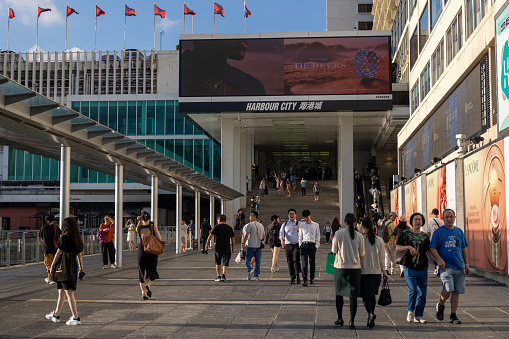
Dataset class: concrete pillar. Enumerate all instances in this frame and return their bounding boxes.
[221,118,242,224]
[195,190,201,245]
[210,194,215,225]
[246,137,253,193]
[59,145,71,227]
[151,175,159,227]
[240,130,247,208]
[338,116,354,223]
[115,163,123,267]
[175,183,182,254]
[221,199,226,214]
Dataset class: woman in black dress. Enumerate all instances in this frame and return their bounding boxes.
[46,217,84,325]
[137,212,162,300]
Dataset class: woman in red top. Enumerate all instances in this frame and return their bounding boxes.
[99,216,116,269]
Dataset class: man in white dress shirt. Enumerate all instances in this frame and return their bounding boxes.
[298,209,321,286]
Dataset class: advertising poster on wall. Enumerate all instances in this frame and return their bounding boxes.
[464,140,507,274]
[446,162,457,213]
[390,187,400,225]
[426,166,447,219]
[496,3,509,132]
[404,179,418,223]
[416,177,423,213]
[398,186,403,218]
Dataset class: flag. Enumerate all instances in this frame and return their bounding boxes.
[66,6,79,17]
[154,4,165,18]
[125,4,136,16]
[96,5,105,17]
[8,7,14,19]
[184,4,196,16]
[244,5,251,18]
[214,2,224,17]
[38,7,51,18]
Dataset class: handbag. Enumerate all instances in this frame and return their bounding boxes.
[142,224,166,255]
[378,280,392,306]
[395,249,408,265]
[51,252,72,282]
[325,252,336,275]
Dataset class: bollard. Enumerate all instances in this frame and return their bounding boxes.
[22,232,26,265]
[6,233,10,267]
[36,231,40,263]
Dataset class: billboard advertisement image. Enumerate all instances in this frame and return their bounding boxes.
[464,140,507,274]
[496,4,509,132]
[426,165,447,219]
[404,179,418,224]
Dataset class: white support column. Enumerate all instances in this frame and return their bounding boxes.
[151,175,159,227]
[59,145,71,227]
[338,116,354,223]
[246,137,253,193]
[115,163,123,267]
[210,194,215,226]
[221,199,226,214]
[221,118,242,223]
[175,183,182,254]
[240,130,247,208]
[195,190,201,244]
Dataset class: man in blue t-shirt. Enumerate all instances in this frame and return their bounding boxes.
[430,209,470,325]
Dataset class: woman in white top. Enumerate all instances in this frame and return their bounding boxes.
[180,220,187,252]
[125,219,136,251]
[359,218,387,329]
[331,213,365,329]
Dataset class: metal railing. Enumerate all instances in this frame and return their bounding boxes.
[0,226,176,267]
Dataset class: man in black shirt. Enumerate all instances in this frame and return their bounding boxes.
[39,214,61,284]
[205,214,235,282]
[200,218,212,254]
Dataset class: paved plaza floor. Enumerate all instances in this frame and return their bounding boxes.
[1,234,508,339]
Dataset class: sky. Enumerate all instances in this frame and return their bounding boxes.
[0,0,326,53]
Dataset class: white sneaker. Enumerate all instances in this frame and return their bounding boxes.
[110,264,117,269]
[253,277,260,281]
[103,265,108,269]
[407,311,414,323]
[414,317,427,323]
[247,269,254,280]
[271,267,275,273]
[66,316,81,325]
[45,311,60,323]
[49,280,56,285]
[275,267,279,272]
[44,278,50,283]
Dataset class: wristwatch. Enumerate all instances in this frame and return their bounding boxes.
[353,49,379,79]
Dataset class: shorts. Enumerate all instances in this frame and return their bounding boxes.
[215,252,231,267]
[269,240,281,249]
[314,192,319,196]
[440,267,465,294]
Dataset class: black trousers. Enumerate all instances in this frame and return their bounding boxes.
[284,243,301,279]
[300,242,316,282]
[325,232,331,243]
[201,236,208,251]
[101,241,116,265]
[301,187,306,196]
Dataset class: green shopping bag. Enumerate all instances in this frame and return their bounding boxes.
[325,252,336,275]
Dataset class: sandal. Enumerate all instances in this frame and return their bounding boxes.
[146,286,152,298]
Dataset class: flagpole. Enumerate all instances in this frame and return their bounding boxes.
[213,2,215,34]
[184,1,186,34]
[7,7,10,52]
[124,4,126,50]
[244,0,246,33]
[153,3,156,51]
[36,5,39,52]
[192,15,194,34]
[95,4,97,51]
[65,5,68,51]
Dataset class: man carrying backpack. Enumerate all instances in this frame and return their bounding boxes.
[39,214,61,284]
[381,212,397,275]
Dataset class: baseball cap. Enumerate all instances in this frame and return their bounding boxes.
[389,212,398,217]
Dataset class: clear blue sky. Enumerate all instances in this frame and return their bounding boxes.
[0,0,327,53]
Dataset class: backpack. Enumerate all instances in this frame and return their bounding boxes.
[381,220,392,243]
[240,211,245,220]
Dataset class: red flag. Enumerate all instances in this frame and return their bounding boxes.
[244,5,251,18]
[38,6,51,18]
[125,4,136,16]
[184,4,196,16]
[66,6,79,17]
[8,7,15,19]
[154,4,166,18]
[214,2,224,17]
[96,5,105,17]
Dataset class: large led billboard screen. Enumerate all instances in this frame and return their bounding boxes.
[179,34,392,113]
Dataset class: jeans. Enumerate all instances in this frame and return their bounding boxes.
[245,247,262,277]
[300,242,316,282]
[404,266,428,317]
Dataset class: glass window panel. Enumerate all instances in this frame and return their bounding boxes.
[466,0,474,38]
[184,140,194,168]
[185,119,194,135]
[419,4,429,53]
[108,102,118,131]
[71,101,80,112]
[97,172,107,183]
[430,0,442,30]
[50,159,59,181]
[457,12,463,51]
[89,101,99,122]
[127,101,137,135]
[88,170,98,183]
[15,149,24,180]
[174,139,184,163]
[24,152,33,180]
[165,101,175,135]
[42,157,50,180]
[203,139,211,177]
[99,101,108,126]
[79,167,89,183]
[194,139,203,173]
[118,101,127,134]
[156,101,165,135]
[80,101,89,117]
[156,140,164,154]
[213,141,221,181]
[8,147,15,180]
[33,154,42,180]
[165,139,174,159]
[70,164,78,183]
[146,101,155,136]
[175,111,184,135]
[107,174,115,183]
[138,139,146,145]
[410,27,418,69]
[146,139,155,150]
[137,101,146,136]
[446,28,452,64]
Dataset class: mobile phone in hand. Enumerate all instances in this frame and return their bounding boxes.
[78,271,86,280]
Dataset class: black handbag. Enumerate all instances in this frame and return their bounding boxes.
[378,280,392,306]
[51,252,72,282]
